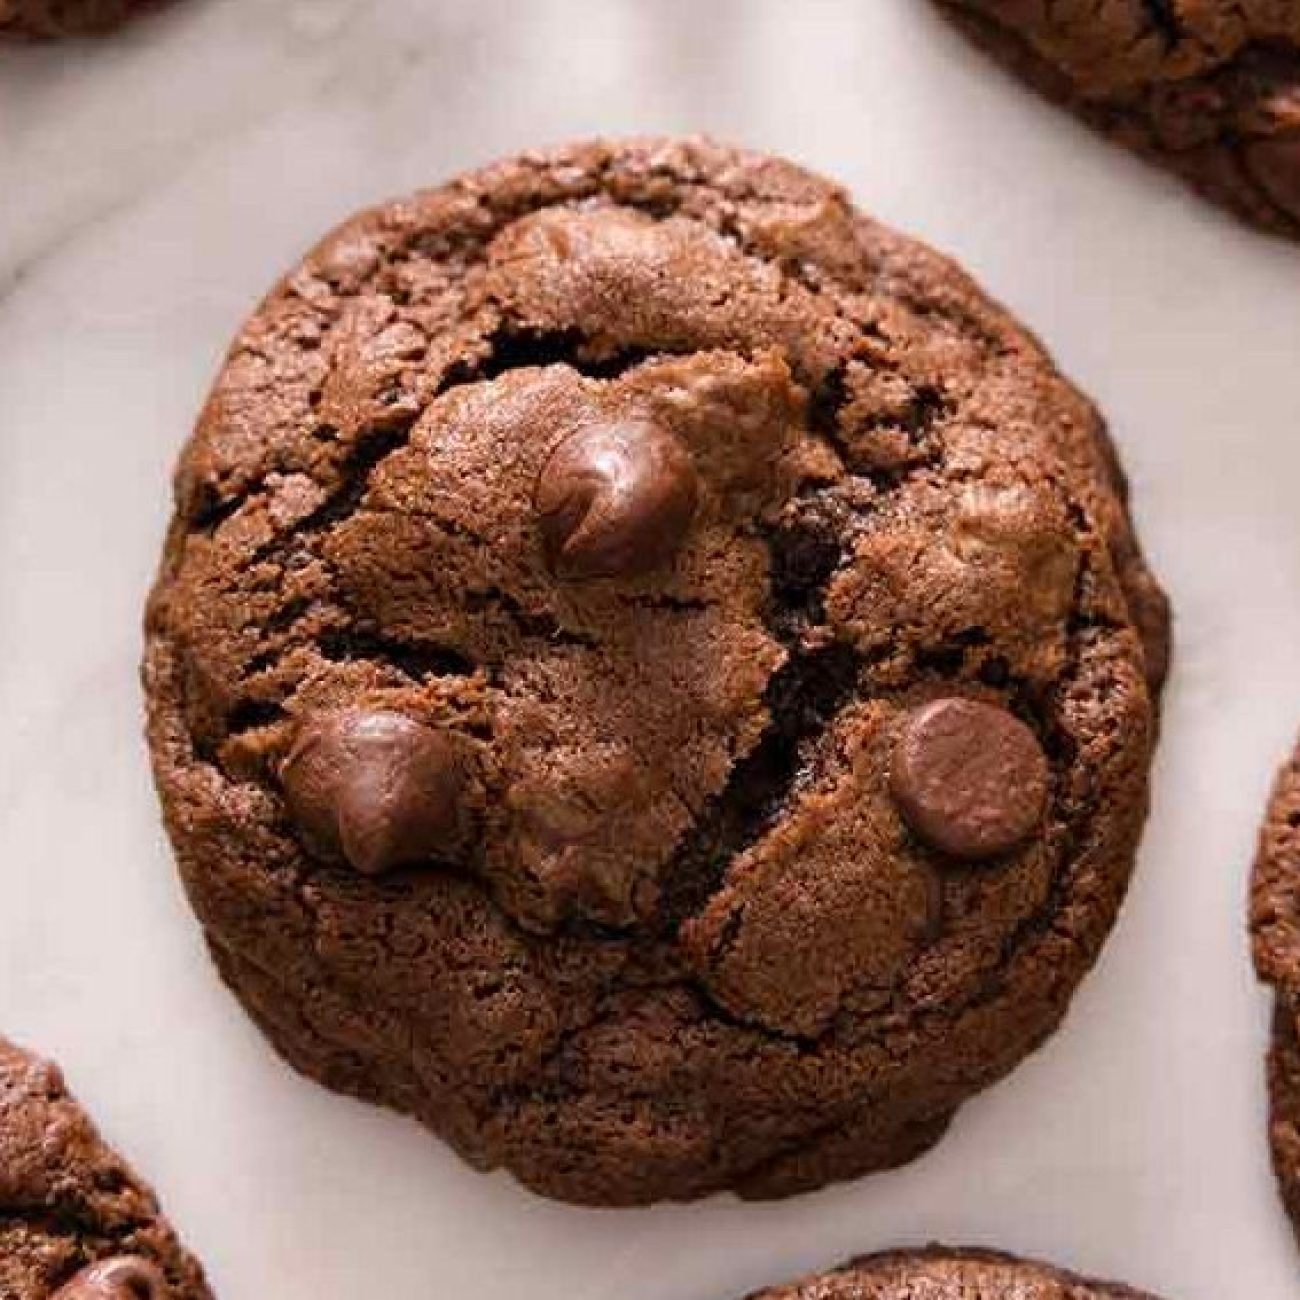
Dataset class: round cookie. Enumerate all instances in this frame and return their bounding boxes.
[935,0,1300,240]
[0,0,157,38]
[0,1037,211,1299]
[145,136,1169,1205]
[752,1247,1165,1299]
[1249,734,1300,1243]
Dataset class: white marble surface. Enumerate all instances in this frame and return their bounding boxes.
[2,1,1299,1296]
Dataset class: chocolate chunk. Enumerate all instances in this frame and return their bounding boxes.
[1246,133,1300,222]
[891,698,1048,860]
[280,709,464,874]
[534,418,699,579]
[53,1258,168,1300]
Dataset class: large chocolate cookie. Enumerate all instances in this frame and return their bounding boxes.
[0,0,157,37]
[0,1037,211,1299]
[144,137,1169,1205]
[752,1248,1164,1299]
[936,1,1300,240]
[1250,734,1300,1243]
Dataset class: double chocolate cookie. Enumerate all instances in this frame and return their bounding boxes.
[752,1248,1165,1299]
[145,137,1169,1204]
[0,0,156,37]
[1250,733,1300,1244]
[936,1,1300,240]
[755,1247,1166,1299]
[0,1037,211,1299]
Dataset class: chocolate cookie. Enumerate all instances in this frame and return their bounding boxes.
[1250,734,1300,1243]
[752,1247,1164,1299]
[936,1,1300,240]
[144,137,1169,1205]
[0,1037,211,1299]
[0,0,157,38]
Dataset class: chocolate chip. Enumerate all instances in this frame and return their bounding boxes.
[1245,132,1300,221]
[53,1257,168,1300]
[534,418,699,579]
[280,709,465,875]
[890,697,1048,861]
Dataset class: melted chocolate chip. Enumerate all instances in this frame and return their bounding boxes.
[890,697,1049,861]
[280,709,465,874]
[53,1257,168,1300]
[534,418,700,579]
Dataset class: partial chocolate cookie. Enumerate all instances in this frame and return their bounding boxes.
[1250,734,1300,1244]
[0,0,157,38]
[145,137,1169,1205]
[0,1037,212,1299]
[753,1247,1164,1299]
[936,1,1300,240]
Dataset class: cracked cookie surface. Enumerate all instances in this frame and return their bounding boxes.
[144,137,1169,1205]
[936,0,1300,239]
[1250,733,1300,1247]
[0,1037,211,1299]
[750,1247,1164,1299]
